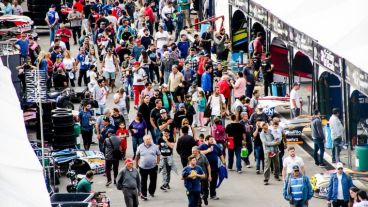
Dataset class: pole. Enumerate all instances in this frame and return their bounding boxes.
[37,69,45,172]
[341,59,352,168]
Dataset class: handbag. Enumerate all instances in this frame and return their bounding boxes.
[227,137,234,150]
[204,96,212,118]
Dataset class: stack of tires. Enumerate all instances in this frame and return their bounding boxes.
[37,101,56,142]
[52,109,76,149]
[27,0,60,26]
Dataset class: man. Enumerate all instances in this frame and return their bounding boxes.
[116,159,141,207]
[76,170,94,193]
[290,82,302,118]
[157,129,175,191]
[327,163,353,207]
[141,29,154,50]
[135,135,161,200]
[225,115,247,173]
[92,79,109,115]
[12,0,22,15]
[67,6,82,45]
[104,132,121,186]
[160,84,176,113]
[178,0,191,27]
[176,126,197,167]
[95,109,115,150]
[14,33,29,64]
[283,165,313,207]
[199,135,225,200]
[260,122,281,185]
[174,81,188,107]
[150,99,163,144]
[161,51,177,84]
[311,109,326,166]
[158,109,176,142]
[253,32,263,55]
[155,25,170,50]
[282,147,305,180]
[217,75,231,110]
[201,26,213,54]
[45,4,59,44]
[249,105,269,126]
[262,53,273,96]
[167,65,184,96]
[208,86,226,125]
[174,103,188,131]
[329,108,344,163]
[132,61,147,109]
[75,46,91,87]
[201,64,213,97]
[182,155,206,207]
[192,146,211,206]
[56,23,72,50]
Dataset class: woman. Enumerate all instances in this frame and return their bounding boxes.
[111,108,125,131]
[63,50,76,87]
[211,117,227,154]
[44,52,54,89]
[129,112,147,159]
[182,118,196,139]
[78,102,94,150]
[139,50,151,82]
[113,87,129,125]
[89,48,98,70]
[349,187,361,207]
[102,48,119,92]
[354,191,368,207]
[231,72,246,100]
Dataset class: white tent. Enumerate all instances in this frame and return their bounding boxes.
[253,0,368,73]
[0,62,51,206]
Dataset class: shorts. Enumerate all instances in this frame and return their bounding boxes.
[104,71,116,80]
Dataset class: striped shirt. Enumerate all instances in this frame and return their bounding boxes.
[290,176,304,201]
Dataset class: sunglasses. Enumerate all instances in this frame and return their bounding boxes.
[338,168,343,170]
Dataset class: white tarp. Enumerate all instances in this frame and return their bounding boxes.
[0,62,51,206]
[253,0,368,73]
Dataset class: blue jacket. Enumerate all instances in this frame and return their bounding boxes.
[327,172,353,202]
[201,72,212,93]
[283,173,313,203]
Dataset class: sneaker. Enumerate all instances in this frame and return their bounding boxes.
[113,180,116,185]
[246,165,252,168]
[149,194,155,197]
[237,170,242,174]
[105,181,112,186]
[228,168,235,171]
[256,170,260,174]
[275,177,281,181]
[203,198,208,205]
[263,179,269,185]
[160,185,168,191]
[140,195,148,200]
[319,163,326,167]
[166,184,171,189]
[210,196,219,200]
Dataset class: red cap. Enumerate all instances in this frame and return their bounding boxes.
[125,158,134,165]
[133,61,140,66]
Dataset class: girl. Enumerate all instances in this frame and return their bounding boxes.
[350,187,361,207]
[116,122,129,160]
[63,50,76,87]
[197,91,206,132]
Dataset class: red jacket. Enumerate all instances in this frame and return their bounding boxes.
[217,79,231,98]
[144,7,155,23]
[197,56,206,75]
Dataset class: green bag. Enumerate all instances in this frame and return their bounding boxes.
[241,147,249,158]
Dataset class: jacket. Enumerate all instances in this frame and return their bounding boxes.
[201,72,212,93]
[327,172,353,202]
[260,130,279,154]
[104,135,121,160]
[329,115,344,140]
[283,173,313,203]
[311,117,324,140]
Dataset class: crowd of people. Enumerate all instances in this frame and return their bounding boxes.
[8,0,368,206]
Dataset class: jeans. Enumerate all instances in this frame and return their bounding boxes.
[78,70,89,86]
[71,26,81,44]
[149,127,160,144]
[49,25,59,44]
[254,145,264,171]
[200,179,209,204]
[246,84,255,98]
[313,138,325,165]
[291,108,301,119]
[243,136,254,165]
[290,200,308,207]
[132,136,143,159]
[81,129,93,150]
[332,137,342,162]
[105,159,119,183]
[139,166,158,197]
[160,156,172,186]
[98,103,106,116]
[332,200,348,207]
[187,191,201,207]
[228,146,243,171]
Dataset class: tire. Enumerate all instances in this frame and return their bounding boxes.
[52,113,73,124]
[62,102,74,110]
[52,108,72,115]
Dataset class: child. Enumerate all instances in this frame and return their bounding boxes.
[116,122,129,160]
[197,133,205,146]
[197,91,206,132]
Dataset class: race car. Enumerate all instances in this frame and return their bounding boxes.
[311,168,368,199]
[0,15,35,41]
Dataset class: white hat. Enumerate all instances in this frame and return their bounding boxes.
[336,162,344,169]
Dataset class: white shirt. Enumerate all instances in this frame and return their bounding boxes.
[329,114,344,140]
[106,15,118,30]
[290,89,301,109]
[353,201,368,207]
[133,68,146,86]
[155,31,169,49]
[210,94,225,116]
[51,41,67,50]
[103,55,116,73]
[62,58,75,70]
[12,5,23,15]
[283,156,304,174]
[336,173,344,200]
[113,93,126,109]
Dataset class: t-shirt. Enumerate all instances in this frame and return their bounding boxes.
[15,39,29,57]
[62,58,75,70]
[225,123,245,147]
[337,173,344,200]
[290,89,301,109]
[46,10,59,25]
[76,53,91,71]
[283,156,304,174]
[182,165,204,192]
[93,85,108,105]
[158,136,174,156]
[76,178,91,193]
[12,5,22,15]
[155,31,169,49]
[209,94,225,116]
[150,108,162,127]
[133,68,146,86]
[198,144,222,170]
[136,144,161,169]
[113,93,126,110]
[157,116,175,138]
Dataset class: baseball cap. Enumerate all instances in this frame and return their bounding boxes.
[292,165,300,171]
[179,103,185,108]
[133,61,140,66]
[336,162,344,169]
[124,158,134,165]
[160,109,167,114]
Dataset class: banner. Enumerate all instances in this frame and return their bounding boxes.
[285,125,305,144]
[235,0,248,12]
[249,0,267,26]
[346,60,368,97]
[313,43,342,76]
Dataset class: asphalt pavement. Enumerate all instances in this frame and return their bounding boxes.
[36,34,328,207]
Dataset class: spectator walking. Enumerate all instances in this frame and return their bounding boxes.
[282,147,305,180]
[182,155,206,207]
[311,109,326,166]
[116,159,141,207]
[327,162,353,207]
[329,108,345,163]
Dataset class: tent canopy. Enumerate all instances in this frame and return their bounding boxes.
[253,0,368,73]
[0,63,51,207]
